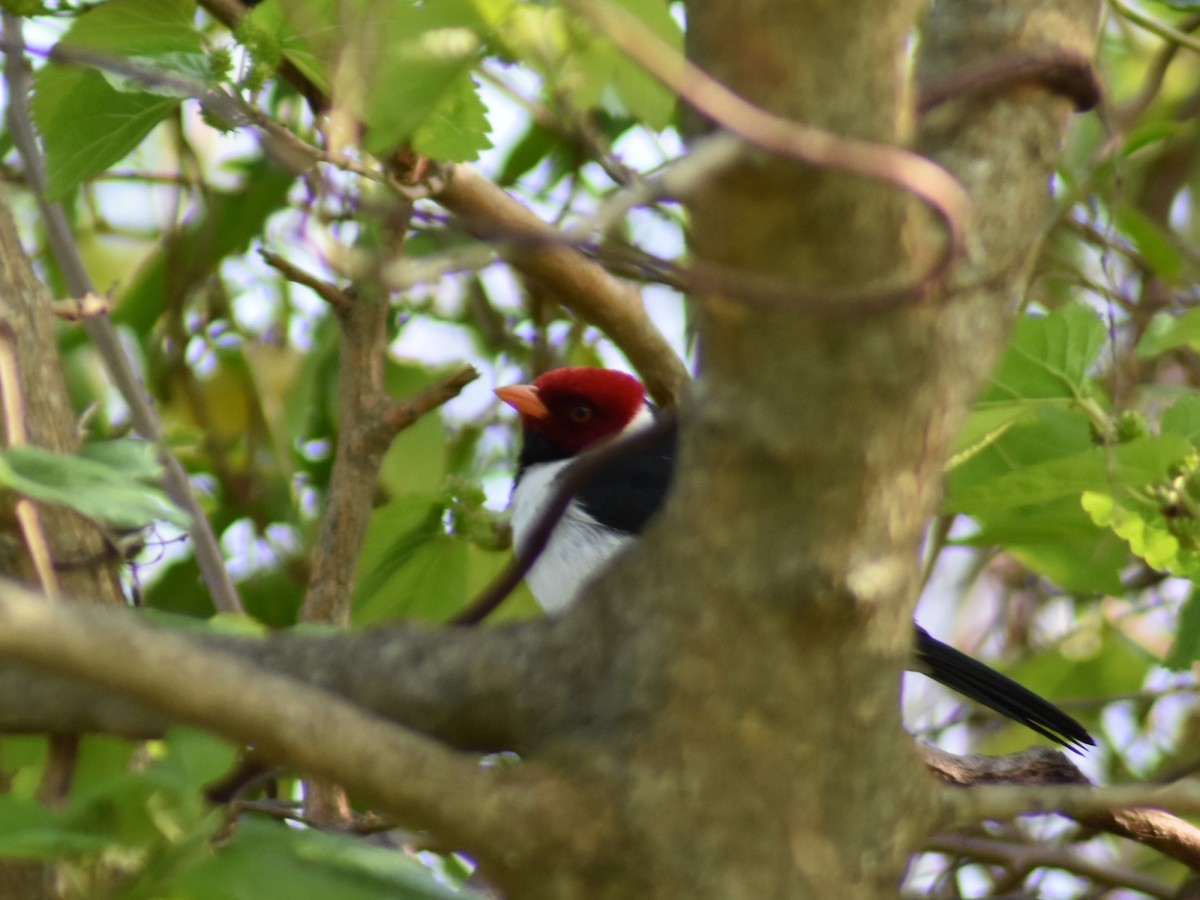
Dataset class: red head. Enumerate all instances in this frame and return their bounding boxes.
[495,367,647,454]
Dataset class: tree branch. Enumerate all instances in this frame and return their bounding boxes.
[0,579,597,875]
[568,0,969,316]
[0,579,583,752]
[923,745,1200,871]
[923,834,1175,898]
[431,164,689,406]
[194,0,689,408]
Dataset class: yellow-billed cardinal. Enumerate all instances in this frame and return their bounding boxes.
[496,367,1094,751]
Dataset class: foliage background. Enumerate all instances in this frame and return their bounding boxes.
[0,0,1195,896]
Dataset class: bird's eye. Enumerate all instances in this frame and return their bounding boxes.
[567,404,593,422]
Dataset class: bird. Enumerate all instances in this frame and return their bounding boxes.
[496,366,1095,752]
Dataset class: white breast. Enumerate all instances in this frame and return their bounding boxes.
[510,459,634,613]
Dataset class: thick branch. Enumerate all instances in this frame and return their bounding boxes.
[0,579,581,753]
[0,579,598,874]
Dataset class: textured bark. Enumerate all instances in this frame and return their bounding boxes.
[0,182,128,900]
[0,194,125,603]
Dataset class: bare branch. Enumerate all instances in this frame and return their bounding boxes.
[260,249,353,316]
[1110,0,1200,57]
[918,52,1101,115]
[923,745,1200,870]
[298,269,477,626]
[380,364,479,437]
[0,590,557,754]
[0,324,58,597]
[924,834,1176,898]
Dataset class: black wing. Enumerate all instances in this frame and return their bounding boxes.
[573,416,678,535]
[913,626,1094,752]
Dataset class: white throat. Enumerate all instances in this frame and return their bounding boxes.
[510,406,654,612]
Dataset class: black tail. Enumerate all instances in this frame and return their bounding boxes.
[913,626,1095,753]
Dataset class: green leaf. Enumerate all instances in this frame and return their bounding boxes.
[362,0,490,156]
[353,495,467,624]
[1136,307,1200,358]
[239,0,332,94]
[236,567,306,627]
[1115,204,1184,282]
[33,67,181,200]
[70,736,139,800]
[32,0,205,199]
[604,0,680,129]
[0,731,233,862]
[466,543,540,621]
[1080,491,1187,572]
[412,75,493,162]
[377,363,451,498]
[56,0,202,57]
[1005,537,1127,595]
[948,404,1036,470]
[360,534,468,622]
[957,498,1127,594]
[108,157,295,337]
[0,443,189,529]
[138,607,269,637]
[977,304,1107,405]
[948,434,1191,515]
[1161,394,1200,447]
[142,557,212,617]
[985,624,1150,755]
[154,728,239,795]
[1120,119,1188,157]
[0,795,111,856]
[950,405,1094,492]
[172,816,477,899]
[79,438,165,479]
[1166,587,1200,669]
[497,120,558,186]
[0,734,198,859]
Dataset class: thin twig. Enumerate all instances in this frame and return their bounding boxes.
[924,834,1175,898]
[259,249,353,315]
[48,293,111,322]
[918,52,1101,115]
[380,365,480,437]
[434,165,690,405]
[193,0,690,407]
[562,132,742,243]
[1110,0,1200,57]
[1110,11,1200,130]
[567,0,971,315]
[0,15,244,615]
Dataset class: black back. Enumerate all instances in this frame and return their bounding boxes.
[517,409,678,536]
